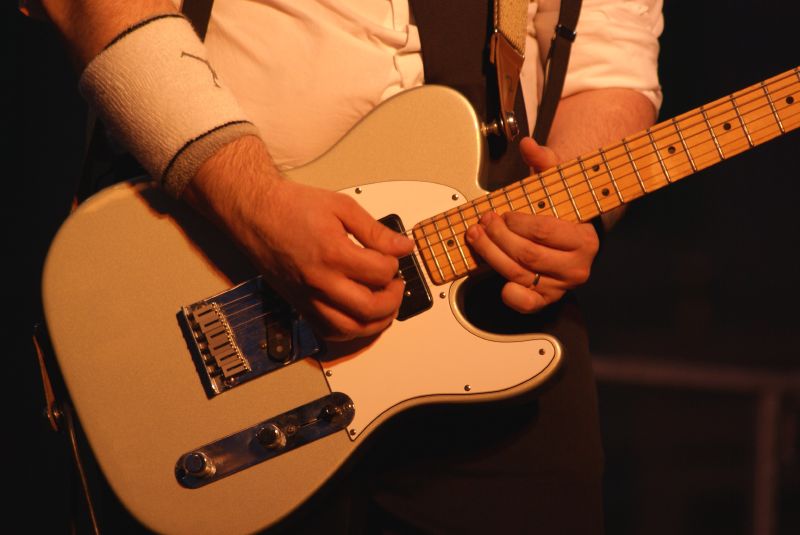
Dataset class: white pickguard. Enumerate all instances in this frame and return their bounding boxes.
[329,180,559,438]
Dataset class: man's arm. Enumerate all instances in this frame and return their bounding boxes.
[466,88,656,313]
[40,0,414,340]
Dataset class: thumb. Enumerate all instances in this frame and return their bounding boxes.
[341,201,414,257]
[519,137,560,172]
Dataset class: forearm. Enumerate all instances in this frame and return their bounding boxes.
[182,135,282,236]
[547,88,657,161]
[40,0,176,67]
[41,0,273,202]
[546,88,657,228]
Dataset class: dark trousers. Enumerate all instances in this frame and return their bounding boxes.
[278,284,605,535]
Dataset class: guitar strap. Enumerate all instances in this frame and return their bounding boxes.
[410,0,582,189]
[78,1,580,198]
[533,0,582,145]
[488,0,584,146]
[181,0,214,40]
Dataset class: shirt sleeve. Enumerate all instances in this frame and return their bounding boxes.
[534,0,664,113]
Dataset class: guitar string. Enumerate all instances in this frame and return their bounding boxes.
[207,85,797,336]
[204,102,800,331]
[408,104,800,277]
[194,72,799,328]
[408,73,799,250]
[406,92,799,273]
[413,104,800,271]
[411,69,798,235]
[221,268,429,330]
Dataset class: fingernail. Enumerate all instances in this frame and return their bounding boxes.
[466,225,482,242]
[480,212,496,226]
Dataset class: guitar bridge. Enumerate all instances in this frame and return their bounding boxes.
[188,302,250,379]
[179,277,322,397]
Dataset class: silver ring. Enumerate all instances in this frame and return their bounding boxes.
[530,273,541,288]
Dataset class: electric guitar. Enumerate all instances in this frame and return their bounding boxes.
[42,67,799,534]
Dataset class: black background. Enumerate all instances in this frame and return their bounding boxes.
[9,1,800,532]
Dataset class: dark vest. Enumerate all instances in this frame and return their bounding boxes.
[410,0,531,192]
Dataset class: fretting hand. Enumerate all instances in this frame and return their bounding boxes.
[465,137,600,313]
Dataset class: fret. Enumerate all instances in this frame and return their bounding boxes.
[577,157,603,212]
[729,94,754,147]
[456,203,473,233]
[471,194,493,219]
[707,94,753,160]
[520,180,537,214]
[671,117,697,172]
[621,138,647,193]
[412,68,798,288]
[418,226,445,282]
[470,200,481,219]
[431,217,458,276]
[537,172,559,217]
[770,75,799,122]
[598,148,625,203]
[761,81,785,134]
[556,165,581,220]
[502,187,515,211]
[443,212,470,271]
[646,129,672,183]
[700,106,725,159]
[653,123,693,181]
[580,153,620,213]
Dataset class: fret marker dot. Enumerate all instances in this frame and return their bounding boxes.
[537,200,546,209]
[787,96,795,105]
[601,188,610,197]
[592,165,600,172]
[723,122,731,131]
[446,239,455,248]
[667,146,676,155]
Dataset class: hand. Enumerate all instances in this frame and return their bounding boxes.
[465,137,599,313]
[243,180,414,340]
[186,137,414,341]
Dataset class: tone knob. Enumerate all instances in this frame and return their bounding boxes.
[256,423,287,450]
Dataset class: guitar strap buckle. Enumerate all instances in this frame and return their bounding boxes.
[488,0,528,142]
[489,30,524,141]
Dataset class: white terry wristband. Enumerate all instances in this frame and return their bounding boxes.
[79,14,259,197]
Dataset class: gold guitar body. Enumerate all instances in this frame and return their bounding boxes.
[42,86,562,534]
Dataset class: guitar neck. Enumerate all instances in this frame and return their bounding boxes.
[413,67,800,285]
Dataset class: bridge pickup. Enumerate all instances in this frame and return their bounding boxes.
[175,392,355,489]
[180,277,321,397]
[379,214,432,321]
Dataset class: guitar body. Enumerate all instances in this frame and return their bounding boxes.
[42,86,562,534]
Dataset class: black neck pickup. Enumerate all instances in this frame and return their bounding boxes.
[379,214,433,321]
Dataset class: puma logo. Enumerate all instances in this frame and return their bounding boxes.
[181,52,221,88]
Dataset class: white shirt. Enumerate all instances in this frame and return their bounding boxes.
[192,0,663,169]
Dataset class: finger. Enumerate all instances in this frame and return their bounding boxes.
[307,298,398,341]
[501,281,565,314]
[332,238,401,287]
[336,196,414,257]
[310,273,406,324]
[519,137,559,172]
[479,212,581,276]
[502,211,598,252]
[465,220,535,287]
